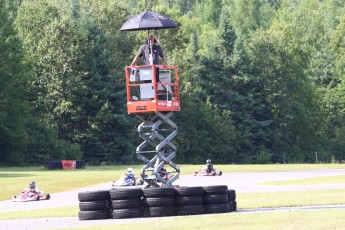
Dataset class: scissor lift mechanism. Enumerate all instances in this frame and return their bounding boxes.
[125,65,181,188]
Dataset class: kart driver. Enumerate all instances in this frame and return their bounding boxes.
[124,167,136,186]
[206,159,214,173]
[22,181,40,198]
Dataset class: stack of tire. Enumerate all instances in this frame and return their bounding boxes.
[203,185,232,214]
[227,189,237,212]
[110,187,143,219]
[142,187,176,217]
[175,186,205,215]
[78,190,111,220]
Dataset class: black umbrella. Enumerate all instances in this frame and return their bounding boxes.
[120,11,177,31]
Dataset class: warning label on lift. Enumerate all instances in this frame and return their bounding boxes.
[158,101,179,107]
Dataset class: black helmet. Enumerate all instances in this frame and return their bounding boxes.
[29,181,36,189]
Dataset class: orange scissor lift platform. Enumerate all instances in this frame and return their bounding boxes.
[125,65,181,188]
[125,65,180,114]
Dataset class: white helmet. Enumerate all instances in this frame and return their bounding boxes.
[127,167,133,173]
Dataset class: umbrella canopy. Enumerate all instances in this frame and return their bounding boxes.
[120,11,177,31]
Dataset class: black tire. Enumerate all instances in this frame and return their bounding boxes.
[176,205,205,216]
[203,185,228,195]
[143,206,176,217]
[229,200,237,212]
[205,203,231,214]
[142,187,175,198]
[112,198,143,209]
[203,194,229,205]
[143,197,175,207]
[78,210,110,220]
[110,188,143,200]
[227,189,236,201]
[175,196,203,206]
[175,186,204,197]
[219,171,222,176]
[79,200,111,211]
[112,208,142,219]
[78,190,110,202]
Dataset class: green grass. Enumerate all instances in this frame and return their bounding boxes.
[60,209,345,230]
[0,206,79,220]
[238,189,345,209]
[259,175,345,186]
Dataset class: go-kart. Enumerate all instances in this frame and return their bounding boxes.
[12,190,50,202]
[111,175,143,187]
[194,166,222,176]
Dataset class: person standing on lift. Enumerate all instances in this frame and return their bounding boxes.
[131,34,167,82]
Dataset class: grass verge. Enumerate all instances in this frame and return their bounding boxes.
[61,209,345,230]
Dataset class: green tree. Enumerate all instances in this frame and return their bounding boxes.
[0,0,29,165]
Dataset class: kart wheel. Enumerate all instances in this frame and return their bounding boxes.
[46,194,50,200]
[36,195,40,201]
[219,171,222,176]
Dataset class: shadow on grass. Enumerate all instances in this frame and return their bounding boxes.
[0,173,35,178]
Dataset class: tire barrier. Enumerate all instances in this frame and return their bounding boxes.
[143,187,176,217]
[110,187,143,219]
[78,185,237,220]
[175,186,205,215]
[78,190,111,220]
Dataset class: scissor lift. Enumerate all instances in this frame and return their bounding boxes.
[125,65,181,187]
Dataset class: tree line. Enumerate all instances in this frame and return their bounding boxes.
[1,0,345,166]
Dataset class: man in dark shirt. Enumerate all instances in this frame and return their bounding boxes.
[131,34,167,66]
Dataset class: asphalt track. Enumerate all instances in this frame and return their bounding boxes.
[1,169,345,229]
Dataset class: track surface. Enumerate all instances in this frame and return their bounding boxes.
[1,169,345,229]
